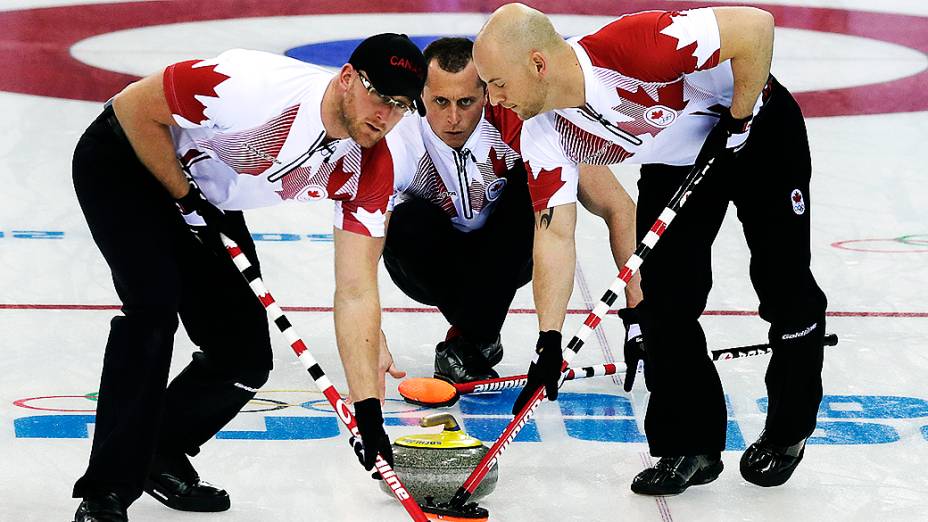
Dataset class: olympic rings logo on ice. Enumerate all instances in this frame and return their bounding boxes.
[9,230,926,253]
[831,234,928,253]
[12,390,928,449]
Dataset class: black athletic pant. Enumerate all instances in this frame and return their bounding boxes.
[71,106,272,503]
[383,166,534,343]
[636,78,827,456]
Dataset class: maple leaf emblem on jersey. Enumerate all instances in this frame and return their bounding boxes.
[172,61,230,124]
[476,145,520,192]
[525,162,566,210]
[613,80,688,137]
[659,11,720,71]
[326,167,353,201]
[488,146,510,177]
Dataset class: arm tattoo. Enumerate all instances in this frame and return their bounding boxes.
[538,208,555,230]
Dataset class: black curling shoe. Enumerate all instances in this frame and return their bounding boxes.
[143,453,230,512]
[434,336,500,384]
[73,492,128,522]
[476,335,504,367]
[741,432,807,487]
[631,454,724,496]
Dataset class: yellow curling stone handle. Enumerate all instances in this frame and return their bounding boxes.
[395,413,484,449]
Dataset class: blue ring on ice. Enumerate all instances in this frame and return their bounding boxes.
[286,36,471,66]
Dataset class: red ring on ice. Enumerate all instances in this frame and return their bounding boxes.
[831,238,928,253]
[12,395,97,412]
[0,1,926,117]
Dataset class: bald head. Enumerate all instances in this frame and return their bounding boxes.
[475,3,562,60]
[473,3,569,119]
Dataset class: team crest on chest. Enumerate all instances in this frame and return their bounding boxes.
[295,184,328,202]
[486,178,507,201]
[645,105,677,128]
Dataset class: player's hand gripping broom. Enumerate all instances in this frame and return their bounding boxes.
[421,156,718,521]
[221,235,429,522]
[399,335,838,408]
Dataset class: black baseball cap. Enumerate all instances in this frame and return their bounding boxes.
[349,33,427,116]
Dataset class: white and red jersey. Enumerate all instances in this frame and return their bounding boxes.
[388,104,524,232]
[522,8,764,211]
[164,49,395,237]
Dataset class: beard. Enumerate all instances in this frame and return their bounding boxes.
[514,100,544,120]
[512,75,550,120]
[339,89,385,148]
[515,85,548,120]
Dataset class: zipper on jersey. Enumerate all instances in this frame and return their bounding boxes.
[319,140,337,163]
[266,130,329,183]
[579,104,643,146]
[454,148,476,220]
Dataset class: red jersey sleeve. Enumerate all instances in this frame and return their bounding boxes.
[163,59,230,127]
[577,8,722,83]
[484,104,524,154]
[334,140,394,237]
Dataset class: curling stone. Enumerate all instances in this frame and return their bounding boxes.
[380,413,498,503]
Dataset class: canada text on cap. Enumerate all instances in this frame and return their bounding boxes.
[349,33,427,116]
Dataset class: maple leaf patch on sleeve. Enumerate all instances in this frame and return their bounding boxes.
[578,8,721,83]
[525,161,567,211]
[163,59,230,127]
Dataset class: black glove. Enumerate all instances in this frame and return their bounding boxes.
[694,105,752,172]
[511,331,564,415]
[350,397,394,480]
[175,179,233,256]
[618,307,648,392]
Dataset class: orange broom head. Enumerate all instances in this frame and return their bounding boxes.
[398,377,459,408]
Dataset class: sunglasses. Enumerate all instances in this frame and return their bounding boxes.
[357,71,416,116]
